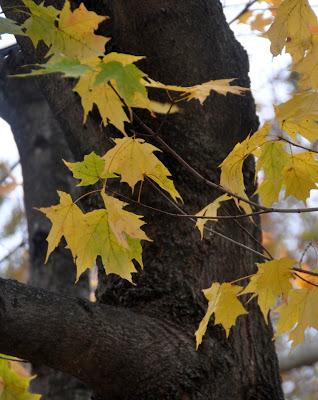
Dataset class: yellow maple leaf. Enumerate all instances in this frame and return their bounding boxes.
[276,287,318,347]
[39,191,149,281]
[256,141,289,206]
[220,124,269,212]
[146,78,248,105]
[283,151,318,201]
[103,137,181,201]
[49,2,109,62]
[195,194,230,238]
[0,357,40,400]
[74,208,144,281]
[240,258,295,322]
[275,92,318,142]
[294,34,318,90]
[266,0,317,61]
[38,191,84,262]
[74,63,129,133]
[102,192,149,248]
[195,283,247,348]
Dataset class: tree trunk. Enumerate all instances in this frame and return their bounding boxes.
[0,1,284,399]
[0,46,91,400]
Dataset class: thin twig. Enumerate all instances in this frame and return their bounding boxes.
[228,0,258,25]
[292,267,318,278]
[293,272,318,288]
[145,178,270,261]
[0,160,20,185]
[134,114,318,215]
[278,136,318,154]
[298,242,313,268]
[0,240,26,266]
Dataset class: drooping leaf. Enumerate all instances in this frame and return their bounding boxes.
[73,60,130,133]
[256,141,289,206]
[266,0,318,61]
[276,287,318,348]
[102,192,150,248]
[147,78,248,105]
[38,191,84,262]
[74,208,145,281]
[276,92,318,142]
[195,283,247,348]
[220,124,269,212]
[95,61,147,105]
[195,194,231,238]
[0,356,40,400]
[294,35,318,90]
[103,137,182,201]
[38,191,149,281]
[283,151,318,201]
[64,152,111,186]
[240,258,295,321]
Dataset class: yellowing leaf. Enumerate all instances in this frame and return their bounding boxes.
[266,0,317,61]
[74,208,144,281]
[178,79,248,105]
[103,137,181,201]
[220,124,269,211]
[95,61,147,105]
[195,194,230,238]
[0,356,40,400]
[282,118,318,143]
[276,287,318,347]
[283,151,318,201]
[276,92,318,142]
[276,92,318,122]
[147,78,248,105]
[22,0,59,48]
[38,191,84,262]
[256,141,289,206]
[102,192,149,248]
[64,152,110,186]
[74,64,129,133]
[294,35,318,90]
[48,2,109,62]
[39,191,149,281]
[240,258,295,321]
[195,283,247,348]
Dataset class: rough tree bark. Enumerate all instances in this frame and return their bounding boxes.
[0,1,284,399]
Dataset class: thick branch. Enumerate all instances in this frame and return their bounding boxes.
[0,278,211,400]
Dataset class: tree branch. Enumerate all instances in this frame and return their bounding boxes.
[0,278,208,399]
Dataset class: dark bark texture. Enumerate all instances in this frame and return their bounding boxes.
[0,1,284,399]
